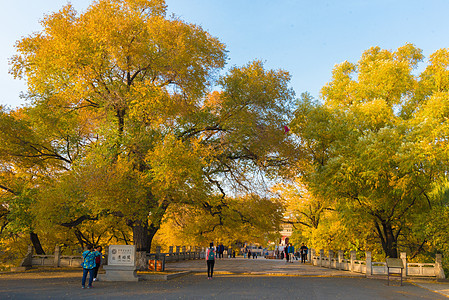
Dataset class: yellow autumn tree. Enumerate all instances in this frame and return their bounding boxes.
[291,44,446,259]
[3,0,295,267]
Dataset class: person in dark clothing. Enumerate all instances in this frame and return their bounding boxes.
[284,246,289,262]
[92,245,102,281]
[300,243,308,263]
[206,242,215,279]
[219,244,224,259]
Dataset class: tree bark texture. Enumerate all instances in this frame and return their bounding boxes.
[30,231,45,255]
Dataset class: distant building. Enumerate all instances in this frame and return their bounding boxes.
[279,223,293,245]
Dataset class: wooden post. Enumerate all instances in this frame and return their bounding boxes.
[365,251,372,277]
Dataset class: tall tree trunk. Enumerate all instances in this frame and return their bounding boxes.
[131,200,169,269]
[374,220,398,258]
[384,223,398,258]
[147,223,160,252]
[132,221,150,252]
[132,221,151,270]
[30,231,45,255]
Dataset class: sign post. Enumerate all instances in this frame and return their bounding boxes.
[103,245,139,281]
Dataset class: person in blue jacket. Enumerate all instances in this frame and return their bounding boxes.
[81,244,101,288]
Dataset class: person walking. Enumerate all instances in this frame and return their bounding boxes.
[300,243,309,263]
[92,245,102,281]
[218,244,224,259]
[81,244,101,289]
[284,246,289,263]
[288,244,295,263]
[206,242,215,279]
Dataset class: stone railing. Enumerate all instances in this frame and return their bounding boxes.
[146,245,205,271]
[165,246,204,261]
[310,248,446,279]
[18,244,208,270]
[17,245,84,270]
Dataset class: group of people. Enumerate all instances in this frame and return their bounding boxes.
[276,243,309,263]
[205,242,309,279]
[284,243,295,262]
[216,243,225,259]
[246,249,259,259]
[81,245,103,289]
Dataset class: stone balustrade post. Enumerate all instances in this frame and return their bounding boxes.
[311,248,316,265]
[328,250,334,268]
[350,251,356,272]
[175,246,181,261]
[54,245,61,267]
[435,254,446,279]
[169,246,173,254]
[308,247,312,262]
[365,251,372,277]
[319,249,324,267]
[338,250,344,270]
[19,245,34,270]
[400,252,407,278]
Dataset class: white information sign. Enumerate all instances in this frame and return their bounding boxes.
[108,245,136,266]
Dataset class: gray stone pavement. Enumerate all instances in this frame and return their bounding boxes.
[0,257,447,299]
[165,257,366,277]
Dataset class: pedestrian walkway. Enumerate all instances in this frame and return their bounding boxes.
[0,258,447,299]
[165,257,364,277]
[166,257,449,298]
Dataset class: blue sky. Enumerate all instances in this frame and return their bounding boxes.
[1,0,449,108]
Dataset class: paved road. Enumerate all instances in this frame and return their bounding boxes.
[0,258,447,299]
